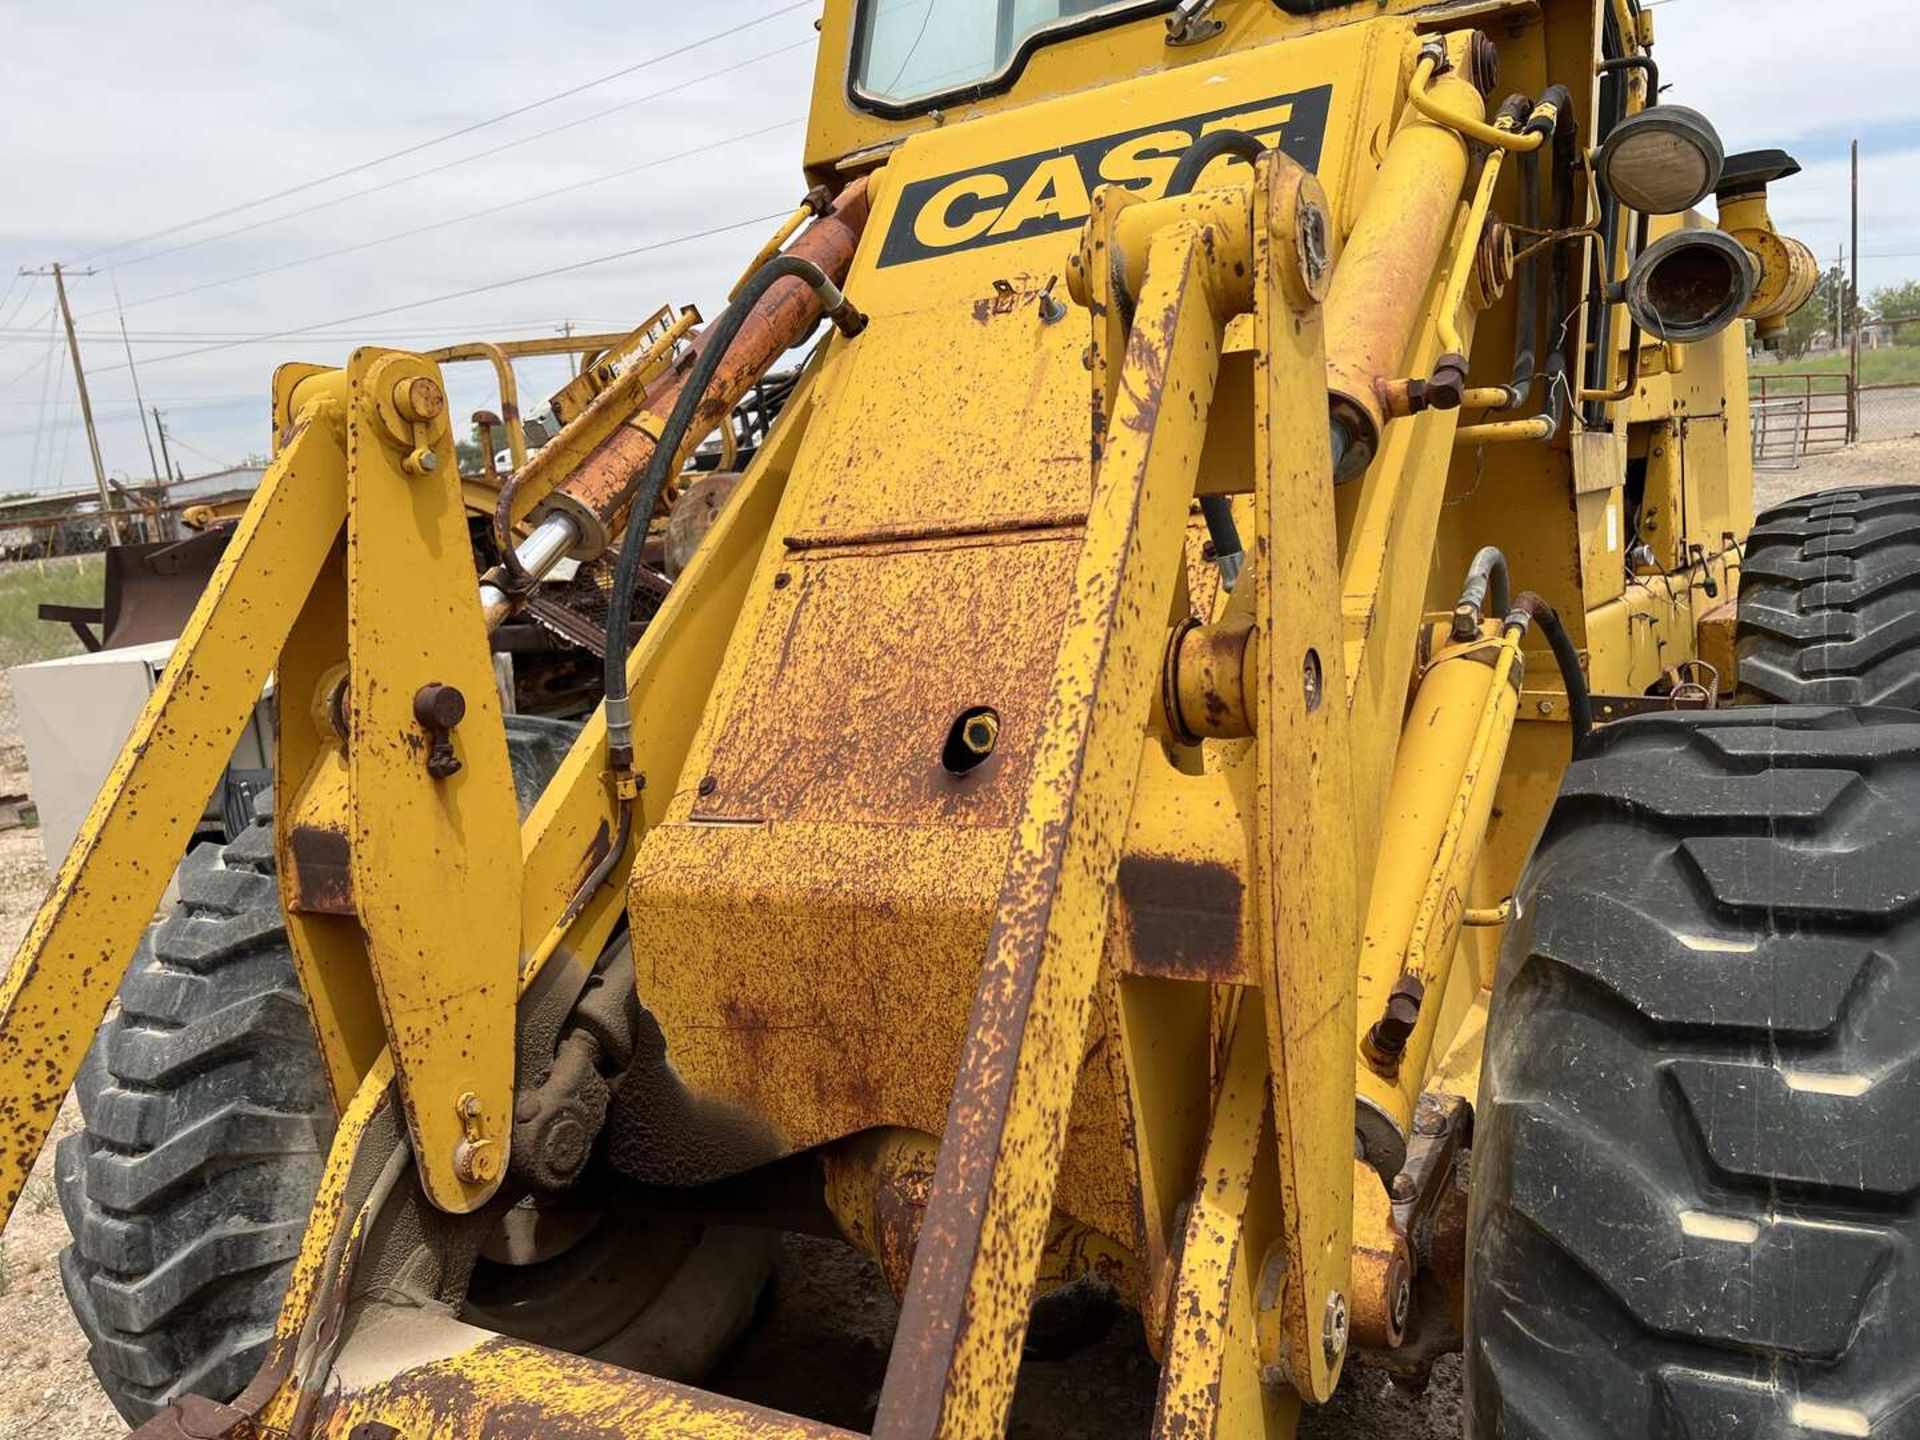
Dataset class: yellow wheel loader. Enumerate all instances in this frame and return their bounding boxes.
[3,1,1884,1436]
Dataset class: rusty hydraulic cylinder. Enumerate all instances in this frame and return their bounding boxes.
[1322,55,1485,480]
[528,178,871,559]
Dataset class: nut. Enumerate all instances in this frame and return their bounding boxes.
[1322,1289,1349,1365]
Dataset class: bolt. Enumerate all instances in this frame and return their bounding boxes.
[1537,698,1556,715]
[1389,1170,1418,1204]
[1322,1290,1349,1365]
[961,710,1000,756]
[452,1139,498,1184]
[697,774,718,796]
[1366,976,1426,1063]
[1390,1265,1412,1333]
[1414,1098,1449,1137]
[773,572,792,589]
[415,447,439,472]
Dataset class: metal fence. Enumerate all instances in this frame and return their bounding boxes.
[1749,372,1852,469]
[1857,382,1920,444]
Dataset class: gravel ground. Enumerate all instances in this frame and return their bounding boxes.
[0,433,1916,1438]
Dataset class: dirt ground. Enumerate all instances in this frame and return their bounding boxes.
[0,433,1916,1439]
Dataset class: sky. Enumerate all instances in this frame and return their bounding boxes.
[0,0,1912,496]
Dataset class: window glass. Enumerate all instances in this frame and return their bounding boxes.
[854,0,1153,106]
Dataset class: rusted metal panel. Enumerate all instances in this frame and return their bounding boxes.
[697,539,1077,828]
[307,1333,864,1440]
[873,217,1238,1440]
[1114,852,1245,983]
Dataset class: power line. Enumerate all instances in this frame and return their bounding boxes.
[71,0,814,265]
[92,210,789,375]
[96,114,800,316]
[98,38,811,280]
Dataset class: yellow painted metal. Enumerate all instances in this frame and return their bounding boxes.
[1151,1002,1299,1440]
[873,213,1241,1440]
[0,409,348,1229]
[1322,36,1477,469]
[341,349,523,1212]
[1249,154,1361,1405]
[1354,625,1523,1134]
[1408,52,1544,153]
[731,195,827,300]
[510,305,701,526]
[426,340,531,471]
[546,306,688,427]
[1454,414,1557,445]
[1434,114,1518,358]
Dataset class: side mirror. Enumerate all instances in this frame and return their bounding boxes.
[1622,228,1757,344]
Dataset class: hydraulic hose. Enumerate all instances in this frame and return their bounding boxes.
[1453,546,1512,640]
[1511,591,1593,758]
[601,254,866,776]
[1165,128,1263,589]
[1166,128,1266,196]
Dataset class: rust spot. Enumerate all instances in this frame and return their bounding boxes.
[1116,853,1245,982]
[288,824,356,915]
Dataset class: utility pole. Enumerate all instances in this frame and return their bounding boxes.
[152,407,178,492]
[559,319,579,376]
[21,263,121,543]
[1850,138,1861,442]
[119,316,161,485]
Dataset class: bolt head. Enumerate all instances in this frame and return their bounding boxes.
[413,683,466,732]
[1390,1267,1412,1332]
[1322,1290,1349,1365]
[1389,1170,1418,1203]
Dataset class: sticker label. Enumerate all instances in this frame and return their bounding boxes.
[876,85,1334,268]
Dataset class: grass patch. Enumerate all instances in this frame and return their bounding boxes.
[1751,348,1920,386]
[0,554,105,670]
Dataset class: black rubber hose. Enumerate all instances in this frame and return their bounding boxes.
[1198,495,1244,591]
[1513,591,1593,758]
[1454,547,1512,640]
[1166,129,1266,197]
[1165,131,1263,586]
[1508,148,1541,409]
[602,254,863,767]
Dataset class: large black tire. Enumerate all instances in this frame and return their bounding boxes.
[56,821,325,1421]
[54,716,765,1424]
[1467,706,1920,1439]
[1738,483,1920,705]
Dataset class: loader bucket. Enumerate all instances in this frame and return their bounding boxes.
[37,530,231,653]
